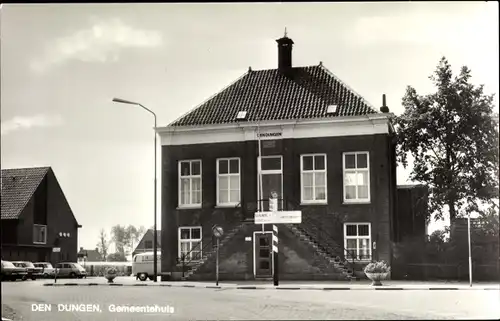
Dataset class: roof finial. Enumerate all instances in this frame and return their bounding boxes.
[284,27,287,38]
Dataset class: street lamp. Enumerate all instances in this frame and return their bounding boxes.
[112,97,158,282]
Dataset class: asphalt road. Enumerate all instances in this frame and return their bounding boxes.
[2,280,499,320]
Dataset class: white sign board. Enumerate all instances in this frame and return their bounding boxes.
[52,247,61,253]
[254,211,302,224]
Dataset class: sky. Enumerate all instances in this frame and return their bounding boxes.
[1,2,498,251]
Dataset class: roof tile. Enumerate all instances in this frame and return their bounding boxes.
[1,167,50,219]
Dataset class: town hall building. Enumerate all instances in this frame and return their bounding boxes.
[157,34,415,281]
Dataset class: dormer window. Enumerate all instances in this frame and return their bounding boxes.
[327,105,338,115]
[236,111,247,120]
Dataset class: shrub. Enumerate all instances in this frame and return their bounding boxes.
[364,260,391,274]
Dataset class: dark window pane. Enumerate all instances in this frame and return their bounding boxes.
[357,153,368,169]
[145,241,152,248]
[314,155,325,170]
[345,154,356,169]
[346,225,357,236]
[180,228,190,239]
[229,159,239,174]
[302,156,313,171]
[259,249,270,257]
[259,260,270,269]
[192,161,201,175]
[192,228,201,239]
[218,160,228,174]
[261,157,281,171]
[259,236,270,246]
[180,162,190,176]
[358,224,369,236]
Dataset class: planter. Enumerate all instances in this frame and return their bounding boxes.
[105,268,117,283]
[365,272,389,286]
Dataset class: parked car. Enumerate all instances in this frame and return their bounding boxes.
[1,260,28,281]
[55,262,87,278]
[34,262,56,278]
[12,261,43,280]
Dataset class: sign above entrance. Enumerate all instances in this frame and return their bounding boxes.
[52,247,61,253]
[254,211,302,224]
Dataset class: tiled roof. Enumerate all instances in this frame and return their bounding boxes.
[1,167,51,219]
[78,249,103,261]
[169,64,378,127]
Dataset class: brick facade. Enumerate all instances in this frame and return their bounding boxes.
[161,134,396,280]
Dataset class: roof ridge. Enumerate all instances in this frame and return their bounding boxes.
[167,70,251,127]
[1,166,52,173]
[318,64,378,112]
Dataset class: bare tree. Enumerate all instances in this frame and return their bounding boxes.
[96,229,110,261]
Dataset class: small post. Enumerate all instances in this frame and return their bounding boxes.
[272,224,279,286]
[468,214,472,287]
[216,237,220,286]
[212,225,224,286]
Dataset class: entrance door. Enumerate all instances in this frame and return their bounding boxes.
[254,232,273,278]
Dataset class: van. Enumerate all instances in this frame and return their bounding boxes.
[55,262,87,278]
[132,252,161,281]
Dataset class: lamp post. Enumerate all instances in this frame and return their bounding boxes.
[112,97,158,282]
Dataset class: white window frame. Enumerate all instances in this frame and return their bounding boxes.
[256,155,283,211]
[178,159,202,208]
[300,154,328,204]
[343,151,371,203]
[216,157,241,207]
[178,226,202,262]
[343,223,372,261]
[33,224,47,244]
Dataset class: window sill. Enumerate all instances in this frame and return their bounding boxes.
[300,202,328,206]
[215,204,241,208]
[343,200,371,205]
[177,205,202,210]
[33,242,47,245]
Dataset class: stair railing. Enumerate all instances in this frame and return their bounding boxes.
[177,238,213,277]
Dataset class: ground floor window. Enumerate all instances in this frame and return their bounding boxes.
[344,223,371,260]
[178,226,202,261]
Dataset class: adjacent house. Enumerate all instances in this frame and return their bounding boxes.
[77,247,104,263]
[132,229,161,258]
[157,34,402,281]
[1,166,81,264]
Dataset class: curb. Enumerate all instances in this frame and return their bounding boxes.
[42,283,499,290]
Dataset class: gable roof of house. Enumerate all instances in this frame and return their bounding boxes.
[1,167,51,219]
[169,64,378,127]
[133,229,162,253]
[77,248,103,261]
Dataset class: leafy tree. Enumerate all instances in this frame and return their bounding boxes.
[395,57,499,222]
[111,224,147,257]
[96,228,110,261]
[106,252,127,262]
[111,225,127,256]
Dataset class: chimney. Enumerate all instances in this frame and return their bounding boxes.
[80,247,83,251]
[95,247,99,252]
[276,28,294,74]
[380,94,390,113]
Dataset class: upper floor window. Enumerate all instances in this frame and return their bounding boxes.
[217,158,241,206]
[33,224,47,244]
[178,160,202,207]
[145,240,153,249]
[343,152,370,203]
[300,154,327,203]
[344,223,371,261]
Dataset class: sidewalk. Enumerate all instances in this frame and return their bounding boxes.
[42,277,500,290]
